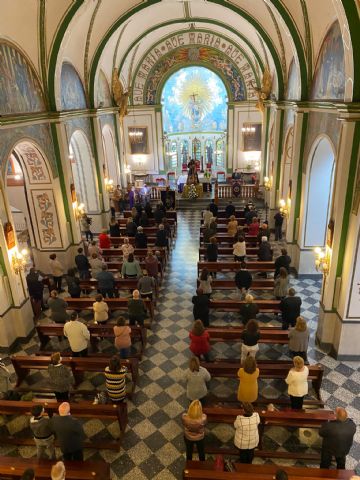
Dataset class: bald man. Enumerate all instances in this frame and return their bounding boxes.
[319,407,356,469]
[50,402,85,461]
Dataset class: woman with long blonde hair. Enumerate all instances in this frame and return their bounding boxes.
[285,355,309,409]
[288,316,309,361]
[182,399,207,461]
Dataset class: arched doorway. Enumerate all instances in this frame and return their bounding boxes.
[304,137,335,247]
[161,66,228,173]
[69,130,100,214]
[102,125,121,186]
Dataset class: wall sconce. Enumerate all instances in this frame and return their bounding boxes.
[314,246,331,277]
[124,165,131,175]
[104,177,114,193]
[264,176,272,191]
[11,248,29,275]
[72,201,85,220]
[279,198,290,217]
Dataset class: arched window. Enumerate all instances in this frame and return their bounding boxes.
[216,139,225,167]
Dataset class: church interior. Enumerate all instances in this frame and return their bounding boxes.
[0,0,360,478]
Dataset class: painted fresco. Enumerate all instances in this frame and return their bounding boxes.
[96,70,112,108]
[286,58,301,100]
[311,21,345,101]
[143,46,247,105]
[31,189,63,249]
[0,42,45,115]
[162,67,227,133]
[15,143,51,184]
[60,62,87,110]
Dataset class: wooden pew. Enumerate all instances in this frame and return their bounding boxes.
[36,324,147,357]
[201,361,324,400]
[123,210,177,222]
[0,456,110,479]
[101,246,167,262]
[117,217,176,227]
[11,355,139,394]
[196,278,275,291]
[207,326,288,345]
[209,299,281,315]
[104,260,163,280]
[184,461,355,480]
[200,234,259,245]
[201,217,246,225]
[117,225,174,238]
[198,261,275,275]
[200,226,249,234]
[64,296,155,323]
[109,236,170,252]
[79,278,159,299]
[199,247,260,258]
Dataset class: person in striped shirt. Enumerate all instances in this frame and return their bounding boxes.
[104,356,127,402]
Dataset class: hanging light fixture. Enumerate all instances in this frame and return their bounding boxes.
[129,110,143,145]
[242,102,256,135]
[11,248,29,275]
[314,246,331,277]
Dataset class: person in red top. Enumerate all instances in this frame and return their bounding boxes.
[248,217,260,237]
[98,229,111,249]
[189,320,210,362]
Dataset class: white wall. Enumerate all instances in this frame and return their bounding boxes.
[232,103,262,172]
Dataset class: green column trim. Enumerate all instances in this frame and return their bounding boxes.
[335,121,360,277]
[48,0,85,111]
[342,0,360,101]
[89,118,105,209]
[292,112,308,240]
[39,0,49,109]
[262,108,271,179]
[275,110,285,193]
[50,123,74,241]
[112,114,125,184]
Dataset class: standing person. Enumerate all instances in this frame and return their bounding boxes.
[233,402,260,464]
[228,215,238,237]
[182,400,207,461]
[121,237,134,261]
[274,210,284,241]
[80,213,93,242]
[154,203,165,224]
[114,317,132,358]
[257,224,271,244]
[30,404,55,460]
[184,357,211,403]
[125,217,137,237]
[128,289,147,326]
[225,200,236,218]
[144,202,153,218]
[280,288,302,329]
[26,267,46,317]
[189,320,211,362]
[88,240,102,258]
[93,294,109,324]
[209,199,218,217]
[145,249,159,280]
[137,270,155,300]
[275,248,292,277]
[48,290,69,324]
[233,236,246,262]
[89,253,104,278]
[104,355,127,403]
[202,207,213,225]
[239,294,259,325]
[109,217,121,237]
[47,352,74,401]
[139,211,149,227]
[288,316,309,361]
[96,264,115,298]
[235,263,252,297]
[203,220,217,245]
[319,407,356,469]
[192,288,210,327]
[51,461,66,480]
[274,267,290,300]
[206,236,218,262]
[198,269,212,297]
[49,254,64,292]
[248,217,260,237]
[0,360,13,398]
[121,253,142,278]
[240,319,260,364]
[63,312,90,357]
[135,226,148,248]
[237,356,259,403]
[285,356,309,409]
[51,402,85,461]
[155,224,168,248]
[258,236,273,261]
[75,247,90,280]
[98,229,111,249]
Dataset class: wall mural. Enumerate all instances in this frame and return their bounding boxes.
[286,58,301,100]
[96,70,113,108]
[31,190,62,249]
[162,67,227,133]
[311,21,345,101]
[60,62,87,110]
[0,42,45,115]
[15,143,51,184]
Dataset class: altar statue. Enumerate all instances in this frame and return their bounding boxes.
[187,159,199,185]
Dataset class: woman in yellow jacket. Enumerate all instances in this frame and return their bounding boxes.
[237,356,259,403]
[227,215,238,237]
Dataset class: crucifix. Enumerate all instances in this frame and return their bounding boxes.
[190,92,198,103]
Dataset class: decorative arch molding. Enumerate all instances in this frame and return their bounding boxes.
[131,29,258,105]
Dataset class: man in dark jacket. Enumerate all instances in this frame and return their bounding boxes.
[75,248,90,279]
[128,289,147,326]
[155,224,168,248]
[26,268,46,315]
[154,204,165,224]
[206,237,218,262]
[280,288,302,329]
[235,262,252,296]
[274,210,284,241]
[51,402,85,461]
[30,404,55,459]
[135,226,148,248]
[96,264,115,298]
[275,248,292,277]
[319,407,356,469]
[225,201,236,218]
[209,199,218,217]
[192,288,210,327]
[258,237,273,261]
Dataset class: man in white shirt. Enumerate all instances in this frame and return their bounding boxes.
[202,207,213,225]
[63,312,90,357]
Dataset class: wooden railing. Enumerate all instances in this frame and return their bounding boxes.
[215,183,258,199]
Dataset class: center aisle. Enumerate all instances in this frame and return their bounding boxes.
[117,210,201,480]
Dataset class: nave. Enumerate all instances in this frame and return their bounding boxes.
[1,210,359,479]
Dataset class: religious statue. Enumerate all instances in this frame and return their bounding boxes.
[187,159,199,185]
[112,68,131,119]
[250,67,272,113]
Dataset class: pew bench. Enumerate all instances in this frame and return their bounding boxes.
[209,299,281,315]
[198,261,275,275]
[198,247,260,258]
[79,278,159,301]
[197,278,275,291]
[104,260,163,280]
[200,226,249,234]
[101,246,167,264]
[200,234,258,245]
[207,326,288,345]
[0,456,110,479]
[123,210,177,222]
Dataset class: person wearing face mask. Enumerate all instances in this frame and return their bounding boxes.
[47,352,74,401]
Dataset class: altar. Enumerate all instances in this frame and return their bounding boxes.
[178,172,213,197]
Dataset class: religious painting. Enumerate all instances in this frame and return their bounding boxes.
[0,42,45,115]
[96,70,112,108]
[128,127,148,154]
[14,143,51,184]
[4,222,16,249]
[31,189,63,249]
[60,62,87,110]
[243,124,262,151]
[310,21,345,101]
[286,58,301,101]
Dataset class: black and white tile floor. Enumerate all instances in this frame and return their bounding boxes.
[0,210,359,478]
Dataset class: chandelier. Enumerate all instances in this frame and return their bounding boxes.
[11,248,29,275]
[314,246,331,277]
[242,123,256,134]
[129,128,143,144]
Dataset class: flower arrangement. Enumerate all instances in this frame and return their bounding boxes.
[187,183,198,199]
